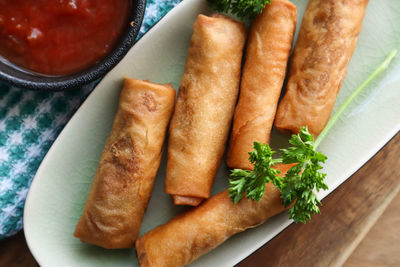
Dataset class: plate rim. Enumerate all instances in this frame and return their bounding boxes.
[23,0,400,265]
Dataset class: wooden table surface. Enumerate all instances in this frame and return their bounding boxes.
[0,133,399,267]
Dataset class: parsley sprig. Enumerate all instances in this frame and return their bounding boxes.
[207,0,271,19]
[229,143,282,204]
[229,127,327,223]
[280,128,328,223]
[228,50,397,223]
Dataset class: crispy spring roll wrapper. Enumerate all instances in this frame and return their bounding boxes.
[137,163,293,267]
[274,0,369,136]
[74,78,175,249]
[226,0,297,170]
[165,14,247,206]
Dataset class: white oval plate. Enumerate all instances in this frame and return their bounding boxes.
[24,0,400,266]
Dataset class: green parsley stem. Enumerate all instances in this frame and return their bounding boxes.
[272,158,283,165]
[314,49,397,149]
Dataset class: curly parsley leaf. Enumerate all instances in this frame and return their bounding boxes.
[228,127,328,223]
[280,127,328,223]
[207,0,271,20]
[228,142,282,204]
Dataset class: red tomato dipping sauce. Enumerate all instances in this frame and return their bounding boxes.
[0,0,130,75]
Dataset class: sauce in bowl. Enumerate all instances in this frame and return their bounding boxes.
[0,0,130,75]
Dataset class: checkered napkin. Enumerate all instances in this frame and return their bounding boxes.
[0,0,182,239]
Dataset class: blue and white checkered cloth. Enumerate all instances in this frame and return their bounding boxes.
[0,0,182,239]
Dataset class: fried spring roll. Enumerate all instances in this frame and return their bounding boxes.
[165,14,247,206]
[274,0,369,136]
[74,78,175,249]
[226,0,297,170]
[137,164,293,267]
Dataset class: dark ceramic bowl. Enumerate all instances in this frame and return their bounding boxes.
[0,0,146,91]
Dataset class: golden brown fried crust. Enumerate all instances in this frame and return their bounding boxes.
[165,14,247,205]
[74,78,175,249]
[226,0,297,170]
[173,195,203,206]
[136,164,293,267]
[275,0,369,136]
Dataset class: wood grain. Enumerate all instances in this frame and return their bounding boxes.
[0,231,38,267]
[237,132,400,267]
[0,133,398,267]
[344,192,400,267]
